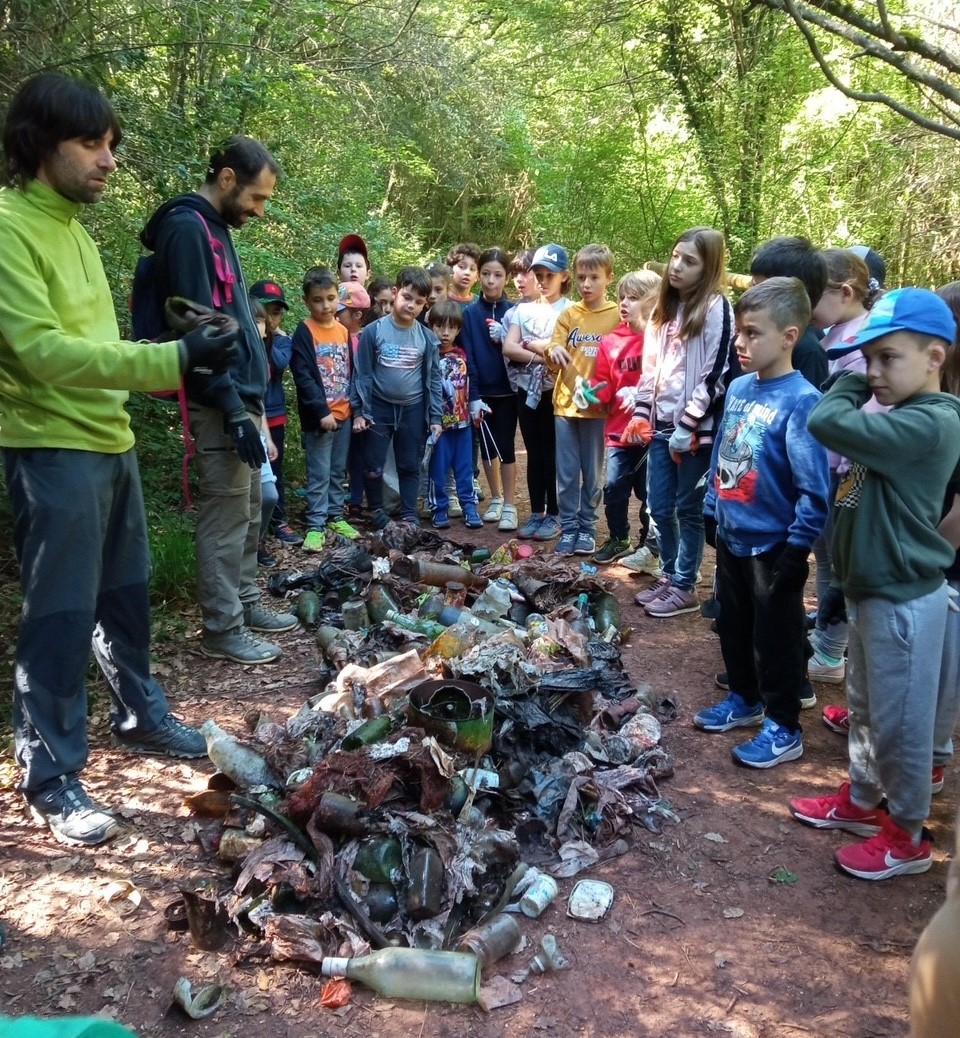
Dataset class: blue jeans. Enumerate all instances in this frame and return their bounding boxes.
[364,396,426,519]
[4,448,170,794]
[603,444,649,543]
[647,434,710,591]
[303,421,351,529]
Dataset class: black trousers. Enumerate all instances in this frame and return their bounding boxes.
[716,537,806,731]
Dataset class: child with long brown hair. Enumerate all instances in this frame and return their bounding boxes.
[624,226,733,617]
[811,249,882,694]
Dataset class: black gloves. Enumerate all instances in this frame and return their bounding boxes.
[178,322,238,376]
[228,417,267,468]
[703,514,718,549]
[818,585,847,626]
[770,543,810,594]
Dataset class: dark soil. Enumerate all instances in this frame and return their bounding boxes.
[0,446,951,1038]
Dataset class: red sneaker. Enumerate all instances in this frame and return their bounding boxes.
[932,765,945,795]
[789,781,887,837]
[834,815,933,880]
[822,704,850,734]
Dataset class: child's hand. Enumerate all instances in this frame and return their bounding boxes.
[668,426,697,461]
[469,399,492,426]
[622,417,654,444]
[548,345,572,367]
[352,416,371,433]
[429,423,443,440]
[320,414,338,432]
[770,544,810,594]
[616,385,640,412]
[573,376,607,410]
[486,319,505,343]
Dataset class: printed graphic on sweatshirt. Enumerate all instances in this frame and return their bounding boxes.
[378,333,426,371]
[312,341,351,419]
[565,327,602,353]
[715,396,782,503]
[834,461,865,511]
[439,350,469,427]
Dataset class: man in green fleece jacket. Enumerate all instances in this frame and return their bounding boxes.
[0,73,237,846]
[789,288,960,880]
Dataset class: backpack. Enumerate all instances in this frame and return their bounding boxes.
[130,207,237,506]
[130,207,236,364]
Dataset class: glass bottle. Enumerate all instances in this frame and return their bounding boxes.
[366,581,401,623]
[384,609,447,640]
[320,947,480,1003]
[593,591,621,633]
[405,847,443,920]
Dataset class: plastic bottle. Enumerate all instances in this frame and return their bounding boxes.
[425,621,483,660]
[568,592,592,639]
[472,577,512,621]
[199,720,279,789]
[320,947,480,1003]
[384,609,447,640]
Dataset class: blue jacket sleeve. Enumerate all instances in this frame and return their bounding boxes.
[785,394,830,549]
[350,323,376,418]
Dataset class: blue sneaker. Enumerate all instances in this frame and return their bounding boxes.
[534,515,562,541]
[433,509,450,529]
[463,504,483,529]
[554,532,577,556]
[732,717,803,769]
[693,691,764,732]
[518,513,544,539]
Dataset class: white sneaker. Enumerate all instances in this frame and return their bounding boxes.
[498,504,519,531]
[449,496,463,518]
[620,545,662,576]
[483,497,504,522]
[808,652,845,684]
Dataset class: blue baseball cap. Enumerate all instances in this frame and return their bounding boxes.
[531,243,569,272]
[853,288,957,347]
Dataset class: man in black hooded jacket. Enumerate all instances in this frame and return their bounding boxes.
[142,136,297,664]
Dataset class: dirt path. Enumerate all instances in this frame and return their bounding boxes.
[0,451,951,1038]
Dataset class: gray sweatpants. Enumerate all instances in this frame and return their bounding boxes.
[4,448,170,794]
[555,415,605,538]
[934,578,960,766]
[847,583,949,833]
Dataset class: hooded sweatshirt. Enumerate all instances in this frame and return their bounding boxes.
[546,298,619,418]
[140,193,267,418]
[808,372,960,602]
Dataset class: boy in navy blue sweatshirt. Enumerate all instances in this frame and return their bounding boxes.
[695,278,830,768]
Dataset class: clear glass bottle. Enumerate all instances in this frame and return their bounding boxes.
[320,947,480,1003]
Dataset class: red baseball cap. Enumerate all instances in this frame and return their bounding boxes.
[338,233,369,265]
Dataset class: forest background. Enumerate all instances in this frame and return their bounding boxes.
[2,0,960,650]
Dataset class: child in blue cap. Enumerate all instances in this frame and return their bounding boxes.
[790,288,960,880]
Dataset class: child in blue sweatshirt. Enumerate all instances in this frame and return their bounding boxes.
[695,278,829,769]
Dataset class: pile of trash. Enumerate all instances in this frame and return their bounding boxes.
[176,522,678,1009]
